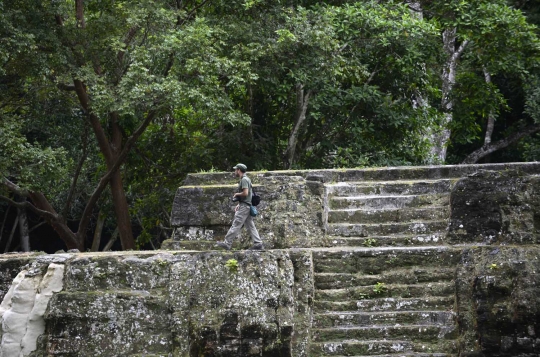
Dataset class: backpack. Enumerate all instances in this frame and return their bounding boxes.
[251,185,261,206]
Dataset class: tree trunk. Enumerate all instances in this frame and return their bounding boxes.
[109,172,135,249]
[103,226,119,251]
[427,28,469,163]
[110,114,136,250]
[73,81,135,250]
[284,84,312,169]
[0,205,10,245]
[483,68,495,145]
[4,215,19,253]
[91,210,106,252]
[17,196,30,252]
[407,1,423,19]
[75,0,85,28]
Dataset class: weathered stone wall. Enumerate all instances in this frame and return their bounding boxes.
[166,162,540,250]
[456,247,540,357]
[0,162,539,357]
[448,169,540,245]
[166,175,326,249]
[448,168,540,356]
[0,250,313,357]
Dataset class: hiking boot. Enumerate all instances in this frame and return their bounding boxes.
[215,242,231,250]
[248,243,264,250]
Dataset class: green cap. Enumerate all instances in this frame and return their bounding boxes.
[233,163,247,172]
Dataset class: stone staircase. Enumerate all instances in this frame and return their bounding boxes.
[310,247,460,356]
[310,178,460,356]
[163,163,540,356]
[325,179,454,248]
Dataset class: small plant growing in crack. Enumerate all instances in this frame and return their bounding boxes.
[373,282,387,295]
[225,259,239,273]
[362,238,377,247]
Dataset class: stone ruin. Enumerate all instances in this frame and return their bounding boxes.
[0,162,538,356]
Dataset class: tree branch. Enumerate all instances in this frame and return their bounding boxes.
[76,110,157,239]
[0,195,59,223]
[4,215,19,253]
[117,26,140,64]
[103,226,119,251]
[462,123,540,164]
[29,221,47,233]
[180,0,211,26]
[3,177,28,197]
[73,80,115,164]
[2,178,80,249]
[454,39,469,61]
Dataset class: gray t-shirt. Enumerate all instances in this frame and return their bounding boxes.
[238,176,252,205]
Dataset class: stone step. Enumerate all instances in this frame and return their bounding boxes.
[311,354,452,357]
[326,179,453,197]
[313,311,455,328]
[312,324,457,343]
[161,240,216,251]
[329,194,449,210]
[314,296,455,313]
[327,207,450,224]
[314,282,455,301]
[47,291,169,322]
[310,340,413,356]
[327,221,448,238]
[162,240,262,251]
[312,247,460,275]
[314,268,455,289]
[327,210,449,229]
[309,340,457,356]
[326,233,446,247]
[182,162,540,186]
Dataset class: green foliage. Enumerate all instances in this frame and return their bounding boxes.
[373,282,387,295]
[1,0,540,250]
[362,238,378,248]
[225,259,239,273]
[0,117,72,194]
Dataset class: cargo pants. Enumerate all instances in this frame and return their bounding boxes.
[223,204,262,247]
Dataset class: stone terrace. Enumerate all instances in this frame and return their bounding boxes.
[0,162,538,356]
[163,162,540,357]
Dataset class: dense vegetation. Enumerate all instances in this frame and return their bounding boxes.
[1,0,540,252]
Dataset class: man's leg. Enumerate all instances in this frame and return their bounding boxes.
[244,214,262,245]
[222,205,250,247]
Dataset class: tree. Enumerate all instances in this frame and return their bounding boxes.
[211,1,441,169]
[0,0,252,251]
[420,0,540,163]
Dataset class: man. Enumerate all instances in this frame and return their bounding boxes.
[215,163,263,250]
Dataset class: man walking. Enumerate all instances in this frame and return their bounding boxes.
[216,164,263,250]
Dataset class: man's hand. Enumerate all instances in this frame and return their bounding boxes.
[235,204,240,212]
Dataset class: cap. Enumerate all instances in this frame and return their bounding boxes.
[233,163,247,172]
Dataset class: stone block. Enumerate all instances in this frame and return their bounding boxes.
[448,169,540,244]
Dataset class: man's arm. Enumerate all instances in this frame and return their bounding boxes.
[233,188,249,198]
